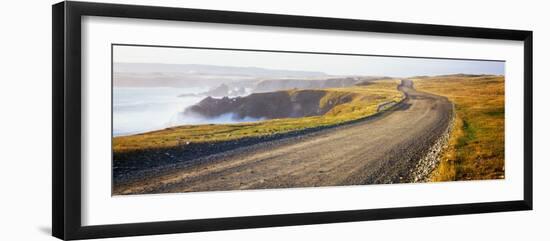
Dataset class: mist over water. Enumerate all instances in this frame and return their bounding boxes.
[170,112,265,127]
[113,87,262,137]
[113,87,201,136]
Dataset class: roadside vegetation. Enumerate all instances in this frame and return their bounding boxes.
[413,75,505,181]
[114,79,404,154]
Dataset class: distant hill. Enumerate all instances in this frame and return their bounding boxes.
[435,74,496,78]
[409,73,501,79]
[253,76,389,93]
[113,63,328,88]
[114,63,327,77]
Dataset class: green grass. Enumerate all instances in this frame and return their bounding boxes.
[413,75,505,181]
[484,107,505,117]
[113,80,404,154]
[456,120,476,149]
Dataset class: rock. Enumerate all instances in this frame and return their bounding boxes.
[410,105,455,182]
[203,84,230,97]
[184,89,355,120]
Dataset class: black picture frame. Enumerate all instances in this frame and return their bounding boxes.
[52,1,533,240]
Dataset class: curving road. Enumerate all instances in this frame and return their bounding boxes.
[114,80,453,195]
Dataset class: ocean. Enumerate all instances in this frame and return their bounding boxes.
[113,86,259,136]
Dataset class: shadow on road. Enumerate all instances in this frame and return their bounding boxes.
[394,103,412,111]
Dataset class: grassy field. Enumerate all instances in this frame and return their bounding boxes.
[413,75,505,181]
[113,79,403,154]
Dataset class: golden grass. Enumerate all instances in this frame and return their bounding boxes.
[413,76,505,181]
[113,80,403,154]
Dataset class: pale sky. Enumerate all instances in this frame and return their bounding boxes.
[113,45,504,77]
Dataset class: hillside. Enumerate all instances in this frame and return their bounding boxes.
[185,89,357,120]
[184,76,391,97]
[413,75,505,181]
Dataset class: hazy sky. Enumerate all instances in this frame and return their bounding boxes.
[113,45,504,77]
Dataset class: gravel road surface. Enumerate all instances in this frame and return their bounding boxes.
[113,80,453,194]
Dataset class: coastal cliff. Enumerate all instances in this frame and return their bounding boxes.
[184,89,357,120]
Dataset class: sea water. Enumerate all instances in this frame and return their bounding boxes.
[113,87,208,136]
[113,87,261,137]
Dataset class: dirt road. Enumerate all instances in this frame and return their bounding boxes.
[114,80,453,194]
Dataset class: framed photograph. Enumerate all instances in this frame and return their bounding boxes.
[52,1,533,240]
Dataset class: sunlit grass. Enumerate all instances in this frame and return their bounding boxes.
[113,80,403,154]
[413,75,505,181]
